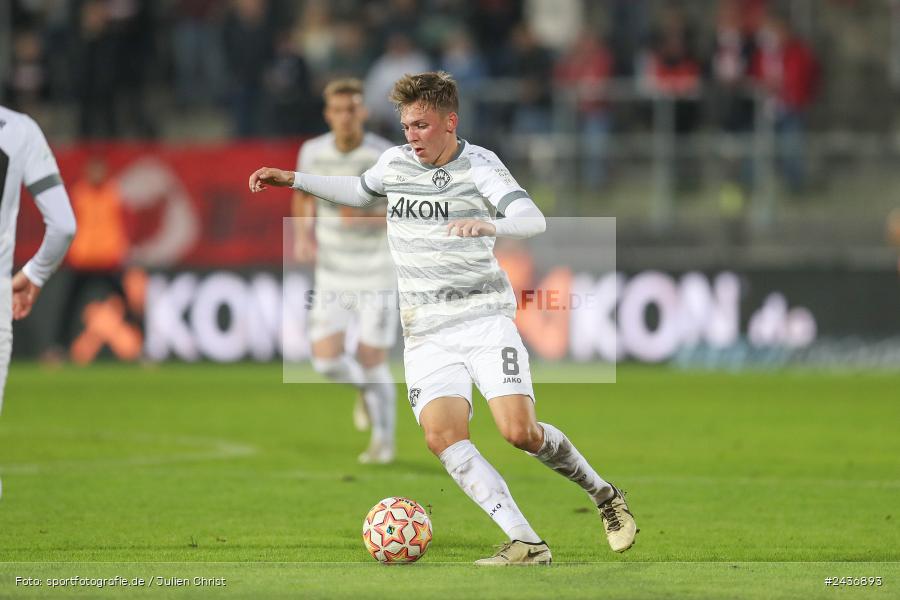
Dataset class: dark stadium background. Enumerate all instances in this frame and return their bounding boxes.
[5,0,898,367]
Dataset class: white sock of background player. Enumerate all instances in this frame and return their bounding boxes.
[310,355,395,448]
[440,440,542,543]
[362,363,395,446]
[529,422,614,505]
[311,355,366,389]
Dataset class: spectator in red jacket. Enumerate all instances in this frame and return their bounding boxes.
[554,30,615,188]
[750,13,820,192]
[710,0,759,205]
[639,7,703,190]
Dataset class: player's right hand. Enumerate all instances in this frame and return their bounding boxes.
[11,270,41,320]
[249,167,294,192]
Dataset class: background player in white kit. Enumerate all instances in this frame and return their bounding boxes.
[249,72,636,564]
[0,105,77,497]
[292,79,399,464]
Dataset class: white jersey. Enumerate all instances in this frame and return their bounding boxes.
[297,132,395,292]
[0,107,63,279]
[361,140,531,339]
[0,106,75,410]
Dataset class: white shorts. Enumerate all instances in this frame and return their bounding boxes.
[403,315,535,424]
[308,287,398,349]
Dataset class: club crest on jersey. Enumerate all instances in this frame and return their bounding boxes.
[408,388,421,408]
[431,168,452,189]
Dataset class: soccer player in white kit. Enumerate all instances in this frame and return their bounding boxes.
[292,79,398,464]
[0,105,77,498]
[250,72,637,564]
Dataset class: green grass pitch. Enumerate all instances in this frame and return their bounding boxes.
[0,363,898,598]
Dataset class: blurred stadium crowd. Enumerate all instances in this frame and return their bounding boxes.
[4,0,900,230]
[4,0,882,137]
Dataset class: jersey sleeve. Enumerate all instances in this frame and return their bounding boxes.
[470,150,531,216]
[23,116,63,195]
[359,147,393,198]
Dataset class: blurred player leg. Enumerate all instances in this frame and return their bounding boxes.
[0,281,11,499]
[309,293,374,432]
[310,332,369,430]
[310,332,365,387]
[351,391,370,432]
[355,300,398,463]
[0,279,10,416]
[0,330,10,415]
[357,343,395,464]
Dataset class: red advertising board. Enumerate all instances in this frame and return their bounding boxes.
[14,141,300,268]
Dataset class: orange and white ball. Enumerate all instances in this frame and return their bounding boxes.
[362,497,432,564]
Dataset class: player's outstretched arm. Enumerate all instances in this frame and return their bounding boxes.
[249,167,378,208]
[19,116,77,309]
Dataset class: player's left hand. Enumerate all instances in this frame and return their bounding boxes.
[447,219,496,237]
[11,270,41,320]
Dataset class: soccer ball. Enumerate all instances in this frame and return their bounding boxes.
[362,497,432,564]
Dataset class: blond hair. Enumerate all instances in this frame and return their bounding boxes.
[389,71,459,114]
[323,78,364,101]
